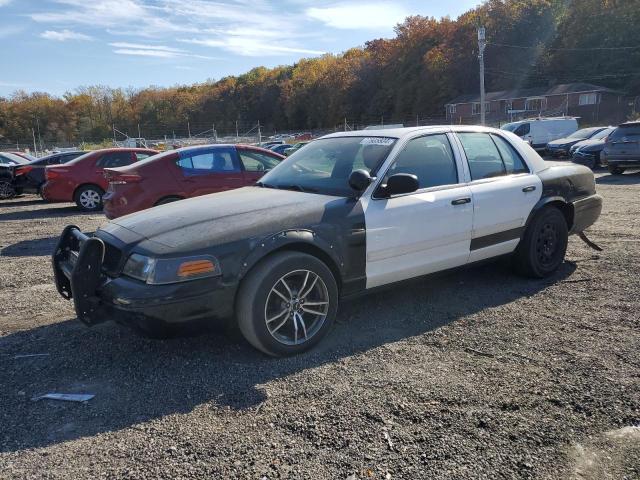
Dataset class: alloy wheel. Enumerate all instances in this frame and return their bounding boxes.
[0,181,15,199]
[79,189,101,209]
[264,269,330,346]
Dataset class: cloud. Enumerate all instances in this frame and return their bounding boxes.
[113,49,177,58]
[32,0,326,58]
[306,3,408,30]
[0,0,12,6]
[40,29,93,41]
[109,42,184,53]
[181,37,325,57]
[109,42,214,59]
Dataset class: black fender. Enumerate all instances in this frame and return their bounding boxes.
[237,228,345,286]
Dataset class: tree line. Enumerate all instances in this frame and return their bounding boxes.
[1,0,638,146]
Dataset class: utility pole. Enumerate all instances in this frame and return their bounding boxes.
[235,120,239,141]
[137,123,141,138]
[478,26,487,126]
[213,123,217,143]
[32,128,37,156]
[36,117,43,152]
[257,121,262,145]
[112,124,116,145]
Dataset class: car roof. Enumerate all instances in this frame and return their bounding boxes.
[322,125,511,140]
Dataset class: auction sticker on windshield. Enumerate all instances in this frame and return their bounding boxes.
[360,137,395,146]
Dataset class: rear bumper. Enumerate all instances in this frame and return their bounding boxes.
[52,226,236,332]
[602,159,640,168]
[570,194,602,234]
[41,181,73,202]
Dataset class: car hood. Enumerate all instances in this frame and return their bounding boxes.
[100,187,344,252]
[549,137,583,146]
[574,139,605,151]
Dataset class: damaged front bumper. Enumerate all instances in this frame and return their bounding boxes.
[52,225,236,333]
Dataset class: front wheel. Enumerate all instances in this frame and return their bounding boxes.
[0,180,16,200]
[74,185,104,211]
[236,251,338,356]
[513,207,568,278]
[608,166,624,175]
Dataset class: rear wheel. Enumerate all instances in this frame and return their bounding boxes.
[608,166,625,175]
[236,251,338,356]
[513,206,568,278]
[0,180,16,200]
[74,185,104,211]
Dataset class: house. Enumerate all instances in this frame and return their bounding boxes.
[445,83,629,125]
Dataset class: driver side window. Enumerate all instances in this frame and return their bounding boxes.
[384,134,458,189]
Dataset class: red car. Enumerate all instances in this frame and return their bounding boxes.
[103,144,284,219]
[42,148,157,211]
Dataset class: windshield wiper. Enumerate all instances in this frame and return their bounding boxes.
[276,184,318,193]
[255,181,278,189]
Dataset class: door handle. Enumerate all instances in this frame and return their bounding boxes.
[522,185,536,193]
[451,197,471,205]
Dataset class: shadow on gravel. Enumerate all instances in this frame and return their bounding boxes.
[0,205,93,221]
[0,259,576,453]
[1,236,58,257]
[596,171,640,185]
[0,198,45,208]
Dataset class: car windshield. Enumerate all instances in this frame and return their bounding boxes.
[0,152,28,165]
[257,136,397,196]
[568,127,600,139]
[501,123,518,132]
[591,127,614,140]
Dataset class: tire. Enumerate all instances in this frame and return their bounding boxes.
[74,184,104,211]
[608,166,624,175]
[0,180,16,200]
[513,206,568,278]
[155,196,183,206]
[236,251,339,357]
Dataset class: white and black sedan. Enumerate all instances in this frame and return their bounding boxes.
[52,126,602,356]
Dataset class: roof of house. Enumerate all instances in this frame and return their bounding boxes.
[446,83,623,105]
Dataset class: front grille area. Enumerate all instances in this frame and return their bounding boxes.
[102,240,124,276]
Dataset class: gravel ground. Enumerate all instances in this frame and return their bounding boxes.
[0,165,639,479]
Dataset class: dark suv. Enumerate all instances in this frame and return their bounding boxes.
[602,122,640,174]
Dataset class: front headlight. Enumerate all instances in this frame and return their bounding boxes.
[122,254,221,284]
[122,253,156,282]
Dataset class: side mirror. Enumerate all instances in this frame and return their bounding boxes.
[348,169,372,192]
[382,173,419,197]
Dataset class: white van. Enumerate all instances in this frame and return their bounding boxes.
[501,117,578,150]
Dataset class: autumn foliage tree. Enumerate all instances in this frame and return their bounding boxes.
[1,0,638,146]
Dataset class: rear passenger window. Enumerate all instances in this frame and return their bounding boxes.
[176,149,239,175]
[491,134,529,174]
[96,152,133,168]
[385,134,458,189]
[458,133,506,180]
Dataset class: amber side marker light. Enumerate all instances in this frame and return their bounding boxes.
[177,259,216,277]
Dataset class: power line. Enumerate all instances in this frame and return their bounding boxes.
[487,42,640,51]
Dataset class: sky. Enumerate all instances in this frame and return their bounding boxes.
[0,0,479,97]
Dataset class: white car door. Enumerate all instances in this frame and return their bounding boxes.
[453,132,542,263]
[363,133,474,289]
